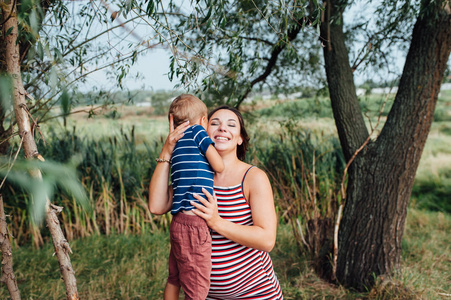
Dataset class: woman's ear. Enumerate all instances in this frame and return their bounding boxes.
[238,137,243,146]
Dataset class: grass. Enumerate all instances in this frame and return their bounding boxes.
[399,209,451,299]
[8,231,170,299]
[1,208,449,299]
[61,105,168,146]
[1,91,450,298]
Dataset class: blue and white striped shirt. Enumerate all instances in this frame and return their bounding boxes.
[171,124,214,215]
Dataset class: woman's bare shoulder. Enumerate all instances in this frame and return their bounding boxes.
[244,165,270,187]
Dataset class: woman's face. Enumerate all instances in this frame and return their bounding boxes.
[207,109,243,155]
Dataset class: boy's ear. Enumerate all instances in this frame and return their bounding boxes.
[200,116,208,126]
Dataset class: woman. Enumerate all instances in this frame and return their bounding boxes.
[149,105,283,299]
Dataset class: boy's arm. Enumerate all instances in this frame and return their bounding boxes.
[205,144,224,173]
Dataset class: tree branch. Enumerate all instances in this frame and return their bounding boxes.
[236,17,307,108]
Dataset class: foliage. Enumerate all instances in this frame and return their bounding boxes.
[249,117,344,276]
[1,231,170,299]
[129,0,325,105]
[256,97,334,119]
[150,90,178,115]
[0,156,88,224]
[0,0,184,148]
[127,0,439,107]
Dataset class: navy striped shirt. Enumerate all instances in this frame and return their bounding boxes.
[171,124,214,215]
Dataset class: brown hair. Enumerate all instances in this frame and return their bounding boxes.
[208,105,250,161]
[169,94,208,127]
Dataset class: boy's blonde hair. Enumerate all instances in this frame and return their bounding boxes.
[169,94,208,127]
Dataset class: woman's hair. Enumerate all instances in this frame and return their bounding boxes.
[169,94,208,127]
[208,105,250,161]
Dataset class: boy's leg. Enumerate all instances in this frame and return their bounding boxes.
[177,221,212,300]
[164,282,181,300]
[167,217,181,299]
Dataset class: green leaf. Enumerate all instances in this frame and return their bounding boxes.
[0,157,90,224]
[5,26,14,37]
[31,180,53,225]
[60,88,71,116]
[54,47,63,63]
[146,1,155,15]
[49,67,58,90]
[29,9,38,33]
[0,75,13,112]
[44,42,52,59]
[37,42,44,60]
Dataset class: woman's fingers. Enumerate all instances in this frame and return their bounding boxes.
[172,121,190,139]
[169,114,175,132]
[192,193,210,210]
[165,120,190,149]
[191,188,219,225]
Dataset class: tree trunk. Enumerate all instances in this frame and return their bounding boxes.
[0,15,11,155]
[320,0,369,162]
[321,0,451,290]
[2,1,79,299]
[0,195,21,300]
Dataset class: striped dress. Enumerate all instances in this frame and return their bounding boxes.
[207,169,283,300]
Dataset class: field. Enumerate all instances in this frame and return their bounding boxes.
[1,91,451,299]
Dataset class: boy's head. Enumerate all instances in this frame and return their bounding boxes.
[169,94,208,128]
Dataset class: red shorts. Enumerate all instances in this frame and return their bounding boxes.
[167,213,212,300]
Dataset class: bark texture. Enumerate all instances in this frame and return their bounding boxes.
[321,0,451,290]
[2,1,79,299]
[0,195,21,300]
[0,4,11,156]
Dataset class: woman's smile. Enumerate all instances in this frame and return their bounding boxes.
[208,109,242,149]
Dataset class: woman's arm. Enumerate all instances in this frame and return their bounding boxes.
[191,168,277,252]
[148,117,190,215]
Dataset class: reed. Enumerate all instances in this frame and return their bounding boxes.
[249,119,345,277]
[2,93,449,255]
[2,126,166,246]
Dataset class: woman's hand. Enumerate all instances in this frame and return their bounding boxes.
[192,168,277,253]
[160,115,190,159]
[191,188,221,230]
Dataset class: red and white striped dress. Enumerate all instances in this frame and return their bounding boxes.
[207,168,283,300]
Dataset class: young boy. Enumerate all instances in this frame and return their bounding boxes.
[163,94,224,300]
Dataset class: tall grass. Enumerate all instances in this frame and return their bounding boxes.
[3,126,169,246]
[249,119,345,277]
[1,94,449,299]
[3,112,346,248]
[2,209,448,299]
[3,94,450,250]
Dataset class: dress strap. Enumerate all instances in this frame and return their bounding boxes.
[241,166,255,204]
[241,166,255,186]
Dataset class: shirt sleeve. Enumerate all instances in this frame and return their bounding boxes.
[192,125,214,155]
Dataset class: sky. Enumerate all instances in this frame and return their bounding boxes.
[74,0,183,93]
[84,47,179,92]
